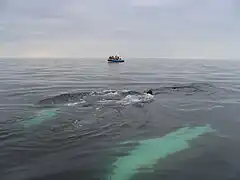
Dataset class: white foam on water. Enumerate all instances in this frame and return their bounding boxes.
[121,90,131,93]
[66,99,86,106]
[91,89,118,96]
[118,93,154,105]
[104,91,118,96]
[98,99,114,104]
[103,89,116,93]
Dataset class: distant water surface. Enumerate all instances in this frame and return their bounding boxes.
[1,58,240,180]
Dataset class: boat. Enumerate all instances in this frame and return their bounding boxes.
[107,54,125,63]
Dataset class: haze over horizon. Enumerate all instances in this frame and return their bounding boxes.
[0,0,239,59]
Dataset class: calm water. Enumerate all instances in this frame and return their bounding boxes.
[1,58,240,180]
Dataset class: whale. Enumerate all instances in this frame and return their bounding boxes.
[107,124,215,180]
[21,108,59,127]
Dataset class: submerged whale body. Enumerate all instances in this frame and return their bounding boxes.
[22,83,215,128]
[145,83,214,95]
[107,124,216,180]
[37,92,91,105]
[37,83,214,106]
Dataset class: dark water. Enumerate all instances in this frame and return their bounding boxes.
[1,58,240,180]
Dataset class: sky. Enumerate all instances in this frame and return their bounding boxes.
[0,0,239,58]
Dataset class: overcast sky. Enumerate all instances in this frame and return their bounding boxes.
[0,0,239,58]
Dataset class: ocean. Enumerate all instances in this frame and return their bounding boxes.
[1,58,240,180]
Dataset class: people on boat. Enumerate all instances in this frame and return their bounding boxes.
[108,54,122,61]
[108,56,115,60]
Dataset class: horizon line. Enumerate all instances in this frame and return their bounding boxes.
[0,57,239,61]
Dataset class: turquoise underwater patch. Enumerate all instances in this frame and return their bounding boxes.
[107,124,215,180]
[22,108,59,127]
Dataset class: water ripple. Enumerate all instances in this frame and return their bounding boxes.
[1,58,240,180]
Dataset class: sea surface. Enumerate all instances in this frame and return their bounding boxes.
[1,58,240,180]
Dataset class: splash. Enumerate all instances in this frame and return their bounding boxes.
[107,124,215,180]
[117,93,154,105]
